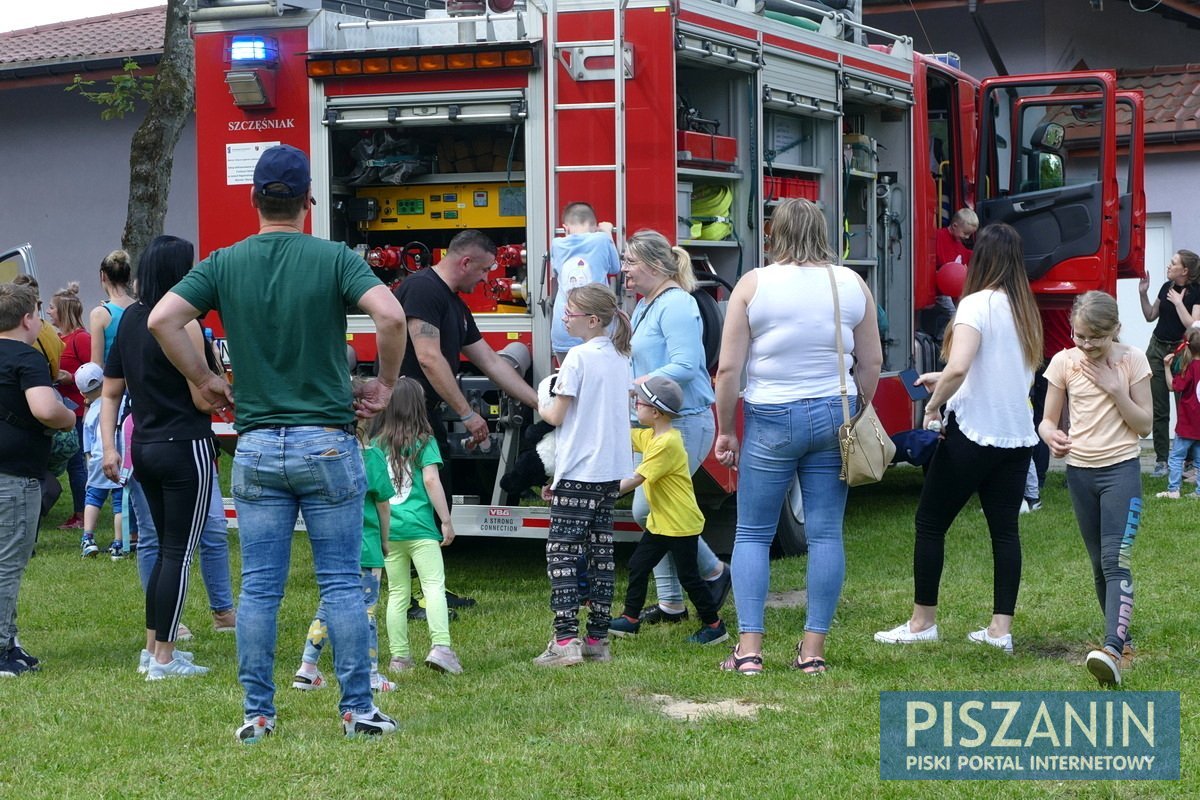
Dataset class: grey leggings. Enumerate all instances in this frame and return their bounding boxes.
[1064,458,1140,654]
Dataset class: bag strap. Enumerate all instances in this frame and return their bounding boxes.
[827,266,852,427]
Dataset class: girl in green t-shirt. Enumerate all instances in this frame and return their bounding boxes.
[373,378,462,675]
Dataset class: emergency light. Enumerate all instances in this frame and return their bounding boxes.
[225,35,279,108]
[307,45,536,79]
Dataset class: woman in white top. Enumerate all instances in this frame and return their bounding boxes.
[875,223,1043,655]
[714,198,882,674]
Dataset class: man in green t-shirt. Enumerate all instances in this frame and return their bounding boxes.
[148,145,407,743]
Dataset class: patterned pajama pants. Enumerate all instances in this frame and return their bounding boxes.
[546,479,619,640]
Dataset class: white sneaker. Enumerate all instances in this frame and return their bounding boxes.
[138,648,194,674]
[370,672,395,693]
[1086,648,1121,686]
[874,621,939,645]
[967,628,1013,655]
[291,668,326,690]
[425,645,463,674]
[532,638,583,667]
[146,657,209,681]
[342,705,397,736]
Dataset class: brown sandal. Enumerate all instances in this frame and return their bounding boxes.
[720,646,764,675]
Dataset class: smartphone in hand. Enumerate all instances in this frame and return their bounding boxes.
[899,368,931,401]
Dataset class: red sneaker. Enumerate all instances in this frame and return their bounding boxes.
[58,513,84,530]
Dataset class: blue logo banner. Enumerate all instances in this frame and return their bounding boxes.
[880,691,1179,780]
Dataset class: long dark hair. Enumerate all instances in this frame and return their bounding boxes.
[942,223,1043,371]
[137,235,195,308]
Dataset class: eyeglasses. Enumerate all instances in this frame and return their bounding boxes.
[1072,331,1111,345]
[562,311,593,320]
[620,255,641,266]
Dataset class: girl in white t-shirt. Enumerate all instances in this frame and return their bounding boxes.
[1040,291,1152,687]
[875,223,1043,656]
[534,284,633,667]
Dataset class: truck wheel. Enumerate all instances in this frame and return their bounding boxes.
[773,499,808,557]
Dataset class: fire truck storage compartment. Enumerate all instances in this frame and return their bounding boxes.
[324,92,528,262]
[674,56,753,282]
[839,85,914,374]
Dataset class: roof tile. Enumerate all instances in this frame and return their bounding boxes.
[0,5,165,67]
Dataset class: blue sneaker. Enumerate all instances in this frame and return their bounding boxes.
[1151,461,1168,478]
[80,536,99,558]
[687,621,730,646]
[608,615,641,637]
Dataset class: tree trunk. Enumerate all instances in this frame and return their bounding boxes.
[122,0,194,271]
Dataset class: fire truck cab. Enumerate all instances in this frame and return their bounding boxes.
[188,0,1141,548]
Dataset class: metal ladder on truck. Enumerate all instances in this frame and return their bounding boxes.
[540,0,632,308]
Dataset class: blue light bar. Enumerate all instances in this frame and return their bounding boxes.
[230,35,278,65]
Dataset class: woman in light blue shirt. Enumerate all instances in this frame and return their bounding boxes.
[621,230,729,624]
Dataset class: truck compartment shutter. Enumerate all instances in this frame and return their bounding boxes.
[840,73,913,108]
[675,25,762,72]
[760,50,840,118]
[324,90,527,129]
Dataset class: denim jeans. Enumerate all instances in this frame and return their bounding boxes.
[0,474,40,643]
[303,567,381,675]
[233,427,371,718]
[732,397,849,635]
[129,473,235,613]
[1166,436,1200,493]
[631,409,720,604]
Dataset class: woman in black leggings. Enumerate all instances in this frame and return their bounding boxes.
[100,235,224,680]
[874,224,1044,655]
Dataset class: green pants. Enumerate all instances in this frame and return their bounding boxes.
[1146,336,1175,463]
[384,539,450,658]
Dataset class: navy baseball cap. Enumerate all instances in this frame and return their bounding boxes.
[253,144,311,199]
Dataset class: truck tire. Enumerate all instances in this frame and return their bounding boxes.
[774,501,808,557]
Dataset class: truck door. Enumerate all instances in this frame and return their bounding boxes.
[0,243,38,282]
[975,72,1120,296]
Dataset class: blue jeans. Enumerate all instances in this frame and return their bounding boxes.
[233,427,371,718]
[129,473,235,612]
[1166,436,1200,493]
[732,397,850,635]
[631,409,720,604]
[0,474,40,644]
[303,568,381,675]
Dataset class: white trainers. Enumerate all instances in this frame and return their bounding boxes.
[967,628,1014,655]
[342,705,397,737]
[425,645,464,674]
[138,648,193,674]
[291,668,326,690]
[1155,490,1180,499]
[370,672,395,693]
[146,657,209,681]
[1086,648,1121,686]
[532,638,583,667]
[236,715,275,743]
[874,621,939,645]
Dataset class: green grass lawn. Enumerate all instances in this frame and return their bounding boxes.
[1,467,1194,798]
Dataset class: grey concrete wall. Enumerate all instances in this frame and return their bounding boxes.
[0,82,196,313]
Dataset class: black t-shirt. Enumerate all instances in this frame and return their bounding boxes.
[1154,281,1200,342]
[0,339,53,477]
[394,268,481,407]
[104,303,215,443]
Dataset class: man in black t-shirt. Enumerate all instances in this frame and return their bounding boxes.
[395,230,538,470]
[0,283,76,677]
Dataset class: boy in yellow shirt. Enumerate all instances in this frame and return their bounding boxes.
[609,376,728,645]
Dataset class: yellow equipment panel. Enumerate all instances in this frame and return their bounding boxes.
[358,182,526,231]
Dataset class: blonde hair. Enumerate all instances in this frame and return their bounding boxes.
[952,208,979,229]
[624,230,697,293]
[52,282,85,332]
[565,283,631,356]
[368,377,435,488]
[100,249,132,289]
[766,198,836,266]
[1071,290,1122,341]
[942,223,1043,371]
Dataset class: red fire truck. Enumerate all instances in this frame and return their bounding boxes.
[188,0,1143,550]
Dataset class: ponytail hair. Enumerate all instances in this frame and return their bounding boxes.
[625,229,697,293]
[100,249,132,289]
[566,284,631,356]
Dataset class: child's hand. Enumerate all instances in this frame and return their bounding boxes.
[1046,429,1072,459]
[541,483,554,502]
[1079,354,1124,396]
[440,520,455,547]
[1164,352,1175,365]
